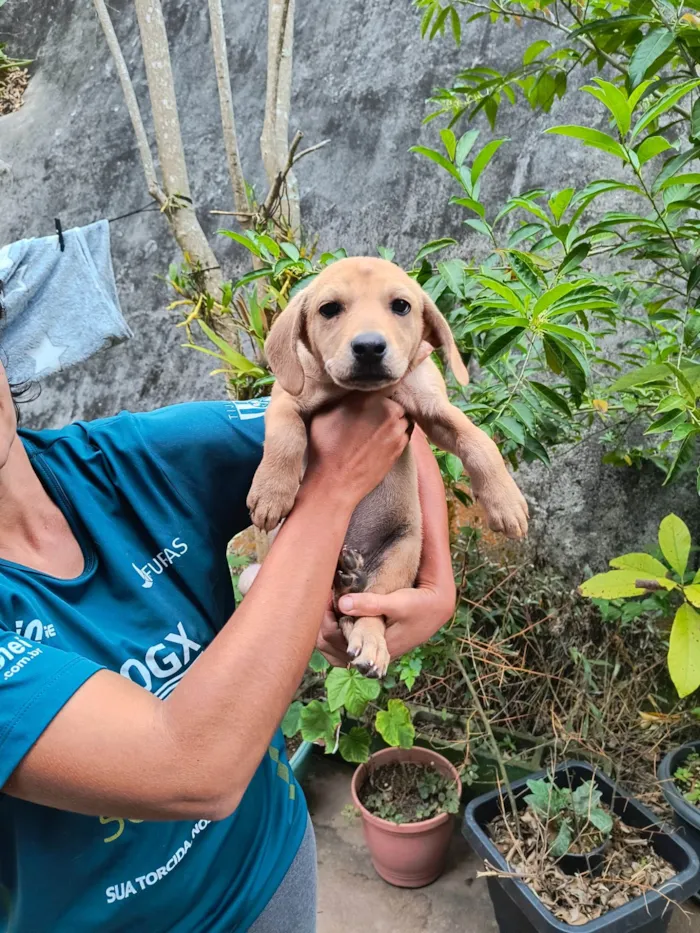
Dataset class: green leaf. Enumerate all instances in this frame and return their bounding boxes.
[609,362,672,392]
[659,513,692,577]
[440,128,457,161]
[414,238,457,262]
[636,136,674,166]
[692,98,700,141]
[549,820,573,858]
[477,276,525,311]
[588,807,613,834]
[471,138,508,185]
[645,410,688,435]
[668,603,700,697]
[280,242,300,261]
[579,570,648,599]
[684,585,700,608]
[479,327,525,366]
[609,553,671,577]
[545,125,628,160]
[524,39,551,65]
[281,701,304,738]
[631,80,700,140]
[300,700,341,752]
[450,197,486,218]
[338,727,371,764]
[584,78,632,135]
[326,667,381,717]
[218,229,262,256]
[455,130,480,167]
[528,380,572,417]
[548,188,575,223]
[410,145,463,185]
[197,321,265,375]
[559,242,590,275]
[375,700,415,748]
[664,434,696,486]
[450,5,461,44]
[308,648,330,673]
[629,28,675,88]
[496,416,526,446]
[445,452,463,482]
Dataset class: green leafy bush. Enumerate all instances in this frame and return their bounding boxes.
[580,513,700,697]
[409,0,700,484]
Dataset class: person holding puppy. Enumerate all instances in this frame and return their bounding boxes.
[0,340,455,932]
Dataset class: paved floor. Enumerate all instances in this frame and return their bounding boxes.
[303,755,700,933]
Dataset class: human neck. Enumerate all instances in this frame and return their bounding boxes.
[0,434,84,576]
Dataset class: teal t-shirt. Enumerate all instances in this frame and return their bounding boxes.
[0,398,308,933]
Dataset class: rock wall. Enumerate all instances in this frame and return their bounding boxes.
[1,0,697,572]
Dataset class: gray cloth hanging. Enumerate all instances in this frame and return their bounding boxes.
[0,219,132,384]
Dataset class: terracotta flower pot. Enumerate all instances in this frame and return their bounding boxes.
[350,746,462,888]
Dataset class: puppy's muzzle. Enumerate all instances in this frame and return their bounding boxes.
[349,331,390,382]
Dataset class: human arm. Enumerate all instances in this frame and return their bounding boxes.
[315,427,456,665]
[3,396,409,822]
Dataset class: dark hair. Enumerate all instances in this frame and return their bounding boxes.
[0,303,38,425]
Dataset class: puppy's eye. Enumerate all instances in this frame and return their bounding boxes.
[319,301,342,319]
[391,298,411,316]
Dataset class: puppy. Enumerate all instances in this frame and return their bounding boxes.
[245,257,528,676]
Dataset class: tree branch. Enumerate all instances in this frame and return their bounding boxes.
[207,0,251,220]
[261,0,300,232]
[131,0,226,304]
[92,0,166,207]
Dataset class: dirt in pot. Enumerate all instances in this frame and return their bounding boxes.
[488,807,676,926]
[673,750,700,805]
[359,761,459,824]
[285,735,302,759]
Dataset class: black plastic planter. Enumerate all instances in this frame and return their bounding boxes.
[463,760,700,933]
[658,739,700,901]
[558,836,609,878]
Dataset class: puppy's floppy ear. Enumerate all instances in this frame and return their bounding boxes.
[265,290,308,396]
[422,292,470,385]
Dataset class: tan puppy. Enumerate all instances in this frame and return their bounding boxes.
[246,257,528,676]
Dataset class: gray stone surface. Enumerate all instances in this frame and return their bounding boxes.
[306,754,700,933]
[0,0,697,571]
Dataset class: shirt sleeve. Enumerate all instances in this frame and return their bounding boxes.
[129,399,271,545]
[0,629,103,787]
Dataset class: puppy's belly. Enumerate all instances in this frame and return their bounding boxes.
[336,446,422,595]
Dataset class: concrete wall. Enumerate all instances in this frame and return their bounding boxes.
[1,0,697,572]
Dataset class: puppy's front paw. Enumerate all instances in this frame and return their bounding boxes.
[478,475,529,539]
[247,471,298,532]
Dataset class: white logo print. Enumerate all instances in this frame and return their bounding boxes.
[15,619,56,641]
[224,399,268,421]
[1,637,42,681]
[120,622,202,698]
[132,537,188,589]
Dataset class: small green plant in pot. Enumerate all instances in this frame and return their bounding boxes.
[524,777,613,875]
[350,747,462,888]
[673,751,700,806]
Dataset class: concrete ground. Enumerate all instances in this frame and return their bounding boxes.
[302,755,700,933]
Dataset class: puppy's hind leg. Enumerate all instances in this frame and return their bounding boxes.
[335,536,422,679]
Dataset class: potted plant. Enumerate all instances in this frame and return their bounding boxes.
[350,746,462,888]
[659,739,700,871]
[463,760,700,931]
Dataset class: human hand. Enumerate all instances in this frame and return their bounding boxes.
[303,394,410,510]
[335,582,455,660]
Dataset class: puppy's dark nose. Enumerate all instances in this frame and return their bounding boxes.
[351,332,387,360]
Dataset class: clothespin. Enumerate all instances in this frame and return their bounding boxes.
[55,218,65,252]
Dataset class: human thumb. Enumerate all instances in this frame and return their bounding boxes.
[337,592,401,617]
